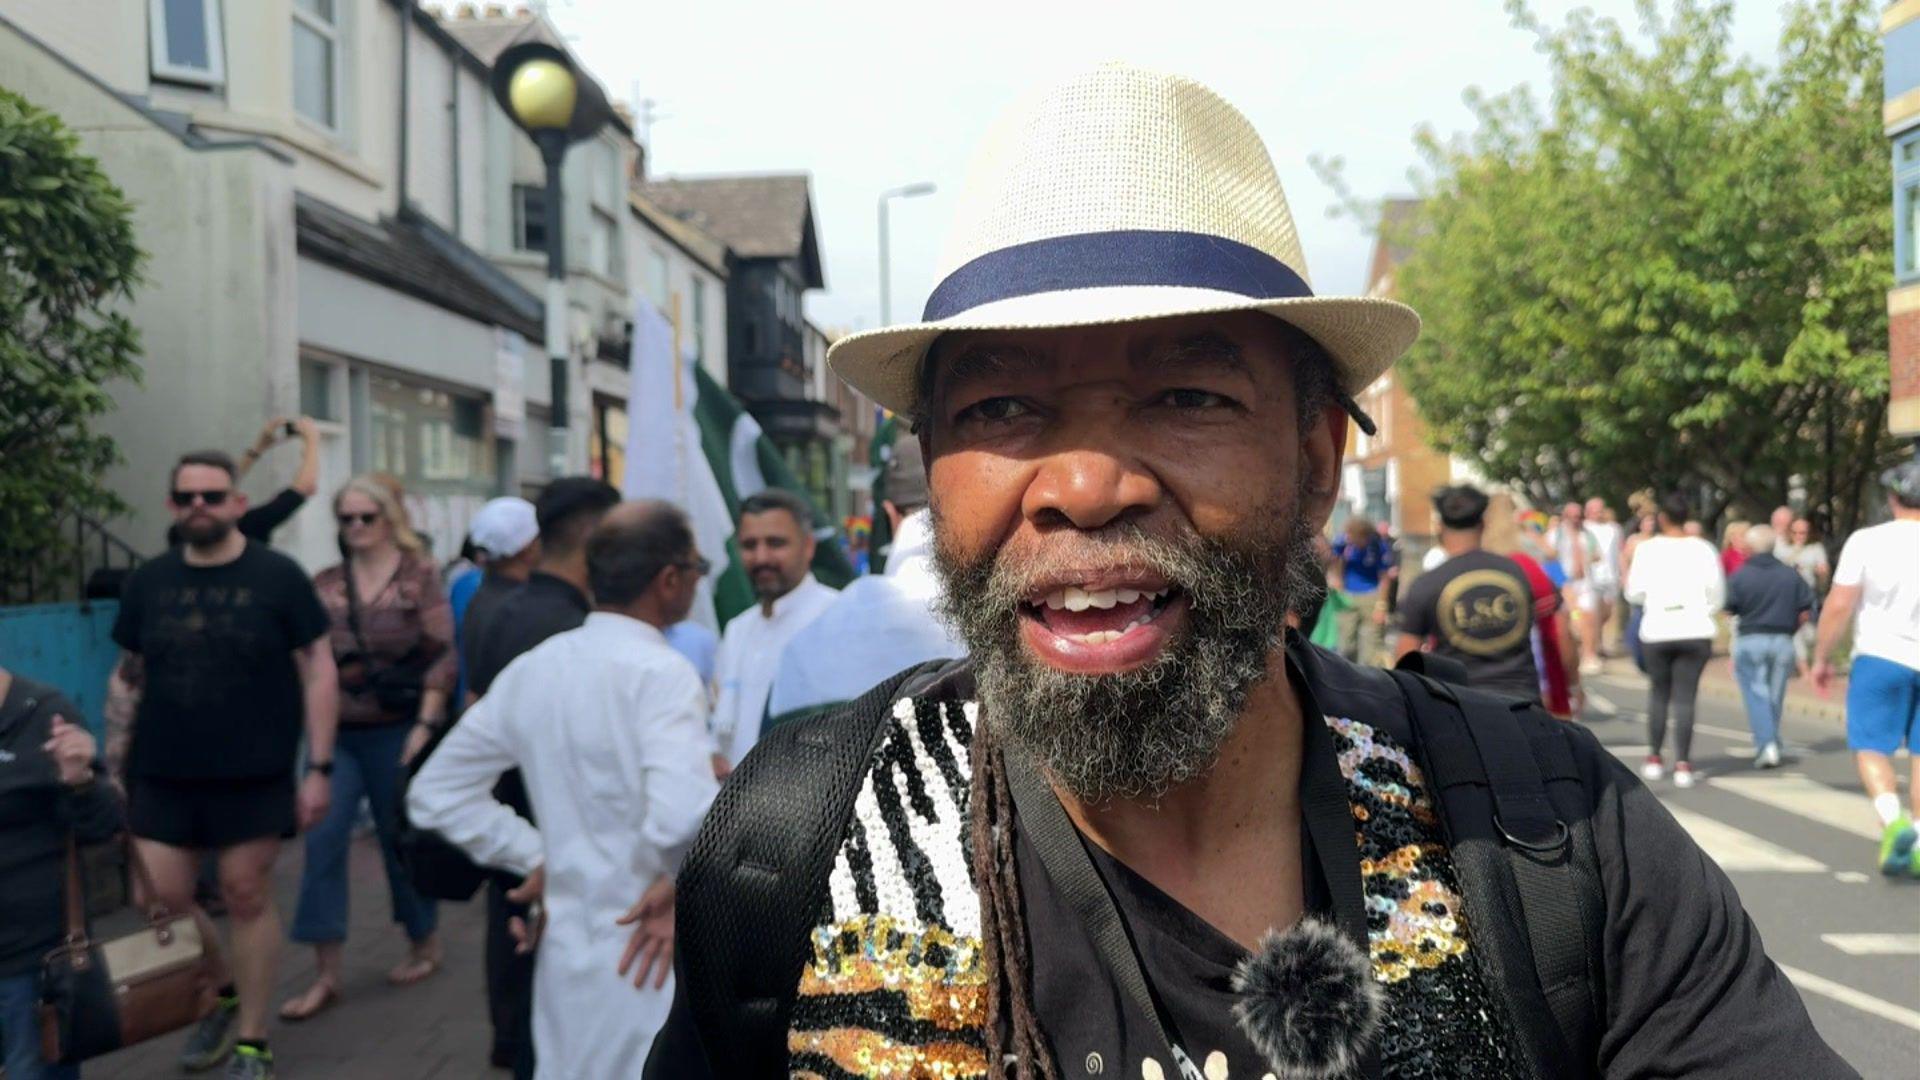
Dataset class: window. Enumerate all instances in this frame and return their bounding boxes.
[590,208,617,278]
[1899,131,1920,285]
[690,277,707,366]
[299,360,335,421]
[150,0,225,85]
[368,375,491,493]
[291,0,341,130]
[513,185,548,253]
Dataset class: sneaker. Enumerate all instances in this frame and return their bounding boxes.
[223,1044,274,1080]
[1640,756,1665,782]
[180,997,238,1071]
[1673,762,1696,789]
[1580,658,1605,676]
[1756,742,1782,769]
[1878,815,1917,877]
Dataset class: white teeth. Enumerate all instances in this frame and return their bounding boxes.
[1038,585,1172,612]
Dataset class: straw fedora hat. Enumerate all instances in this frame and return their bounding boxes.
[827,63,1421,423]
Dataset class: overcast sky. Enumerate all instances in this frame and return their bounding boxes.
[549,0,1787,333]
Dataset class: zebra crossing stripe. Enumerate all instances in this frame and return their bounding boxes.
[1776,964,1920,1032]
[1820,933,1920,956]
[1663,808,1827,873]
[1709,775,1883,842]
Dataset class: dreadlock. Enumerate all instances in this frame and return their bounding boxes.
[968,713,1060,1080]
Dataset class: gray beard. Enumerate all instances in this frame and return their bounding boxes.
[931,493,1322,804]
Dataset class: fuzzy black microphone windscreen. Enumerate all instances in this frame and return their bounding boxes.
[1230,917,1383,1080]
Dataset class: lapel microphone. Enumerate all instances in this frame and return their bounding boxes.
[1231,917,1383,1080]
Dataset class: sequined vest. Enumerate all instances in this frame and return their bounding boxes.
[785,695,1528,1080]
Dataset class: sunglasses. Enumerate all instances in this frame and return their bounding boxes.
[337,512,382,527]
[170,489,230,508]
[677,555,713,577]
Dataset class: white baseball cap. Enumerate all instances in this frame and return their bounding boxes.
[468,497,539,559]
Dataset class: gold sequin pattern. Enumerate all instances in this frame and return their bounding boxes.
[790,914,990,1078]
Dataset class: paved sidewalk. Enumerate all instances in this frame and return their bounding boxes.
[89,833,502,1080]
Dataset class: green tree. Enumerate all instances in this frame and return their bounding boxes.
[1383,0,1900,537]
[0,89,143,599]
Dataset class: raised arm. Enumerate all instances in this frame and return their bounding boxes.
[289,416,321,497]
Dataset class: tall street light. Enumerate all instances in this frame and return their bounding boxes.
[491,41,612,478]
[878,182,936,325]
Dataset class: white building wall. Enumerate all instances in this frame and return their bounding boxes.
[454,67,490,248]
[2,0,149,93]
[406,26,456,228]
[2,23,300,556]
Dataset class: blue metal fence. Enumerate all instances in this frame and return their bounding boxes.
[0,601,120,738]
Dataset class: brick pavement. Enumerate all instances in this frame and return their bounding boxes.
[89,833,504,1080]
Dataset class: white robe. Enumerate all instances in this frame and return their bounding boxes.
[710,573,838,763]
[766,511,964,717]
[407,612,719,1078]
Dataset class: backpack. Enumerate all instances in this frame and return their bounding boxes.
[655,653,1606,1078]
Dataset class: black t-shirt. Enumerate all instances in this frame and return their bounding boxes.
[464,571,589,825]
[467,572,590,697]
[112,543,330,780]
[1395,549,1541,701]
[458,571,523,697]
[1022,815,1333,1078]
[239,488,308,540]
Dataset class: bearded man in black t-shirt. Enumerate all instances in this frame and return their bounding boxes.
[1392,485,1543,702]
[107,450,338,1079]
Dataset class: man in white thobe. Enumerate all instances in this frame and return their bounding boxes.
[409,502,719,1077]
[767,437,963,720]
[711,490,838,766]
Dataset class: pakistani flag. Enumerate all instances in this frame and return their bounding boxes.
[623,297,852,629]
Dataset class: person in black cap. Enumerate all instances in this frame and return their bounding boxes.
[464,475,620,1078]
[1392,485,1542,702]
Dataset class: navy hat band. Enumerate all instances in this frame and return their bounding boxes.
[921,229,1313,322]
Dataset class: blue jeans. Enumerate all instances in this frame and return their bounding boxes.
[290,723,437,944]
[0,972,77,1080]
[1733,633,1796,751]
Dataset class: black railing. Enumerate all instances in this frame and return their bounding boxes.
[1,512,145,609]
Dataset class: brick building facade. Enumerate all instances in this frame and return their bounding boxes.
[1887,0,1920,437]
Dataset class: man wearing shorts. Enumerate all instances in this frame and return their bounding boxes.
[107,451,338,1079]
[1812,459,1920,878]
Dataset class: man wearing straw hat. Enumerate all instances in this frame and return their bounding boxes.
[649,65,1848,1080]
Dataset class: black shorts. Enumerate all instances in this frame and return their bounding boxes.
[127,775,296,850]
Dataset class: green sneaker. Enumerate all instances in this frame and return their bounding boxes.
[222,1044,274,1080]
[179,997,238,1071]
[1878,815,1917,877]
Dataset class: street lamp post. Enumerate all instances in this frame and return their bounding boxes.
[490,43,612,478]
[877,182,936,325]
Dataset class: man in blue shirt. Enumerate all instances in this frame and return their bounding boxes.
[1329,516,1395,664]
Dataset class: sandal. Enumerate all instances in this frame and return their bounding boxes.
[387,950,441,987]
[277,980,341,1022]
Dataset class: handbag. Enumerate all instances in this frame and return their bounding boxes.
[397,718,489,902]
[38,833,220,1065]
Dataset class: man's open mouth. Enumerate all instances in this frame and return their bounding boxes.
[1016,578,1190,672]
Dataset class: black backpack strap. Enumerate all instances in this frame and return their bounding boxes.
[654,661,950,1077]
[1388,667,1603,1076]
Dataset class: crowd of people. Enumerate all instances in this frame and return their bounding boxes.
[0,403,957,1078]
